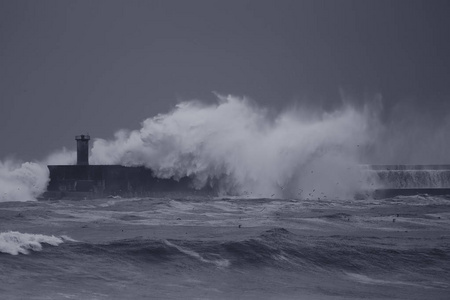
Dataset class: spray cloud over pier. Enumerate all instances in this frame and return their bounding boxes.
[0,95,449,201]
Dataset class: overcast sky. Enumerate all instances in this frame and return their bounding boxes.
[1,0,450,161]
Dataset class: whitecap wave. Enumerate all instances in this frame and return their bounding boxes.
[0,231,73,255]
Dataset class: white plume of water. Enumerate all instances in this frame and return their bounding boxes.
[45,147,76,165]
[0,160,49,202]
[91,95,376,199]
[0,148,75,202]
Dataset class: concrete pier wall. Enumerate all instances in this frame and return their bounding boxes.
[44,164,450,199]
[45,165,212,199]
[367,165,450,198]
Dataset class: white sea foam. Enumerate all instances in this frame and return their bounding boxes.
[164,240,230,267]
[0,231,72,255]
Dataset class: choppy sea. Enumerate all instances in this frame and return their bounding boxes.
[1,195,449,299]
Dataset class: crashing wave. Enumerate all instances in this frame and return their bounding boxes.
[0,231,73,255]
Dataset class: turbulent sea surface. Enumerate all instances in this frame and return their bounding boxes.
[1,195,449,299]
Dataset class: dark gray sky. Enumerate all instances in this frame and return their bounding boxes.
[1,0,450,161]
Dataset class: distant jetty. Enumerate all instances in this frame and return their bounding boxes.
[367,164,450,198]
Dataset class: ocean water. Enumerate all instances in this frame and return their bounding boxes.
[1,195,449,300]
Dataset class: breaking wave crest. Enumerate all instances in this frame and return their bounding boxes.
[0,231,73,255]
